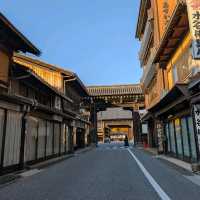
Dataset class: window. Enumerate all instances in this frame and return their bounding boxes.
[165,123,171,152]
[172,65,178,84]
[167,69,173,89]
[187,117,197,161]
[174,118,183,158]
[169,121,176,154]
[181,118,190,158]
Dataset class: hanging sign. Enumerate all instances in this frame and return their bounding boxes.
[193,105,200,151]
[186,0,200,59]
[157,122,164,153]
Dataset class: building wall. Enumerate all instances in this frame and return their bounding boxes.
[155,0,178,41]
[140,0,192,109]
[165,33,200,89]
[97,119,133,142]
[0,50,9,84]
[13,56,64,92]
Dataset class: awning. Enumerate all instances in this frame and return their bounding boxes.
[148,83,190,117]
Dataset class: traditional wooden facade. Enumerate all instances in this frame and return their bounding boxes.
[136,0,200,166]
[87,84,144,144]
[13,54,90,150]
[0,13,90,175]
[97,108,134,142]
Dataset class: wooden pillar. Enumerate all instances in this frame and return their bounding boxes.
[0,109,7,174]
[132,110,142,145]
[90,103,98,145]
[19,112,27,170]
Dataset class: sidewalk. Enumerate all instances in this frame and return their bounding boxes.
[141,147,193,172]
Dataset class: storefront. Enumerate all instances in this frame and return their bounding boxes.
[149,83,199,163]
[164,116,197,162]
[189,75,200,163]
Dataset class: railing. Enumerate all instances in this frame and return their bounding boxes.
[140,47,157,89]
[139,19,153,62]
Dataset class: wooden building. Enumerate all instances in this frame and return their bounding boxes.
[13,54,90,150]
[97,108,134,142]
[0,13,90,175]
[87,84,144,144]
[136,0,200,165]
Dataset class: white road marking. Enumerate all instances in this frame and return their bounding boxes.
[127,149,171,200]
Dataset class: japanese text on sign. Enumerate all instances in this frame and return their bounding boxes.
[186,0,200,59]
[193,105,200,151]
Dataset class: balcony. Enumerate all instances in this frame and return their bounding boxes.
[140,47,157,89]
[139,19,153,63]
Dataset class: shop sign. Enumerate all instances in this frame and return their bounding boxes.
[157,122,164,152]
[163,0,170,26]
[193,105,200,151]
[186,0,200,59]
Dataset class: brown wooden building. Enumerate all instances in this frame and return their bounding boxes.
[97,108,134,142]
[136,0,200,166]
[87,84,145,144]
[0,13,90,175]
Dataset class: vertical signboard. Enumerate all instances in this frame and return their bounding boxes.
[156,0,177,39]
[157,121,164,153]
[193,105,200,152]
[186,0,200,59]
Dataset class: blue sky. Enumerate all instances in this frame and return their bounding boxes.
[0,0,141,86]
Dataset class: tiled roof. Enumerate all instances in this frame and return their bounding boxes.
[87,84,143,96]
[98,108,132,120]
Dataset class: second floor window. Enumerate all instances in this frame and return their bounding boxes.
[172,65,178,84]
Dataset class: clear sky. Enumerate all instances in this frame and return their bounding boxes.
[0,0,141,86]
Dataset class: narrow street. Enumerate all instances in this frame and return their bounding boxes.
[0,143,200,200]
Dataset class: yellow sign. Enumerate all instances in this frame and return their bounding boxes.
[186,0,200,58]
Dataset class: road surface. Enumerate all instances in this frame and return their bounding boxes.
[0,142,200,200]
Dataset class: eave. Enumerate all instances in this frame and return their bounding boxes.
[0,12,40,55]
[64,75,89,97]
[153,1,189,68]
[135,0,150,39]
[148,83,189,117]
[12,64,73,103]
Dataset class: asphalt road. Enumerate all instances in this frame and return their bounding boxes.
[0,142,200,200]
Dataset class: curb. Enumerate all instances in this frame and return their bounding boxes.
[74,146,95,155]
[155,155,192,172]
[28,154,74,170]
[0,173,21,188]
[139,147,196,173]
[0,146,94,186]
